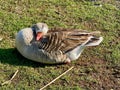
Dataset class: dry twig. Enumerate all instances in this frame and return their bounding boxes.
[39,66,74,90]
[1,70,19,86]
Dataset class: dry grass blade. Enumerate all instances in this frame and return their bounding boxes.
[39,66,74,90]
[0,37,3,41]
[1,70,19,86]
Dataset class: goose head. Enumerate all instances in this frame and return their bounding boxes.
[32,23,48,40]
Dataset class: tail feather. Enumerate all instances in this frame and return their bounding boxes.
[85,37,103,46]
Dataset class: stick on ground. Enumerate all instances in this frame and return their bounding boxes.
[39,66,74,90]
[1,70,19,86]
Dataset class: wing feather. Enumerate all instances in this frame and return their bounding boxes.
[38,28,94,53]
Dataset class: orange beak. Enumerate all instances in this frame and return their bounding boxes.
[36,32,43,41]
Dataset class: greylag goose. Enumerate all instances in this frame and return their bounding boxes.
[15,23,103,64]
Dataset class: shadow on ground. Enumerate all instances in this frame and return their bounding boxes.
[0,48,64,67]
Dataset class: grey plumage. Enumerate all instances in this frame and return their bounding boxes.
[15,23,103,64]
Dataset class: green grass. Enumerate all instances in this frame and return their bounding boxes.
[0,0,120,90]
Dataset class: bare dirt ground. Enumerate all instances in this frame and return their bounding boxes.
[74,58,120,90]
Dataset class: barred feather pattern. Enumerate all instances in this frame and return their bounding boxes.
[34,28,101,62]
